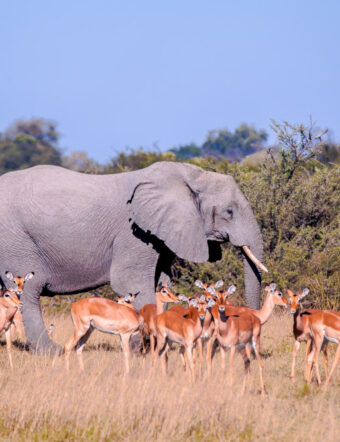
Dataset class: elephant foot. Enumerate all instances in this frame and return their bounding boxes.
[130,334,143,355]
[28,337,64,356]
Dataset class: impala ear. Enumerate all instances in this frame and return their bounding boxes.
[207,298,216,308]
[195,280,205,290]
[128,180,209,262]
[269,283,276,292]
[226,285,236,296]
[189,298,198,307]
[24,272,34,282]
[5,272,14,282]
[207,286,217,296]
[214,280,224,289]
[199,295,206,302]
[300,288,309,299]
[178,294,188,303]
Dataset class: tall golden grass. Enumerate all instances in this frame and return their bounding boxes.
[1,311,340,441]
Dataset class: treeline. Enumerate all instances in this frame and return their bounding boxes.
[1,118,339,308]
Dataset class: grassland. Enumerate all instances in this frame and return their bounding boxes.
[0,309,340,441]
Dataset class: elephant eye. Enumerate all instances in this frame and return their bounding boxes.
[225,206,233,219]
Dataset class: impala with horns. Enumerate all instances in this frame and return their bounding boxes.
[65,294,143,374]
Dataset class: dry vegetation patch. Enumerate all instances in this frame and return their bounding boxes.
[1,312,340,441]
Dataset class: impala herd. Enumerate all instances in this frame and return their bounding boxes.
[1,272,340,394]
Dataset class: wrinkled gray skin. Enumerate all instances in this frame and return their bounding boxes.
[0,162,263,354]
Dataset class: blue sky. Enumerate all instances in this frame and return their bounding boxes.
[1,1,339,163]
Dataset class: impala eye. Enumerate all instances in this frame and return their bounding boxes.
[226,206,233,215]
[5,294,10,298]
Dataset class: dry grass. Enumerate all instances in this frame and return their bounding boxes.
[1,311,340,441]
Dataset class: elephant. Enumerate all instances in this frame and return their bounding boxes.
[0,161,266,354]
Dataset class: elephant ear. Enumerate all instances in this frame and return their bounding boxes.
[128,181,209,262]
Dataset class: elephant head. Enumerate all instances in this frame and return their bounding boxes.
[128,162,266,309]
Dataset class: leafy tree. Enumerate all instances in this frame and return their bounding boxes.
[5,118,59,146]
[169,143,202,160]
[317,142,340,166]
[0,118,63,174]
[201,123,267,162]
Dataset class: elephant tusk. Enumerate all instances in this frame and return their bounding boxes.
[242,246,268,273]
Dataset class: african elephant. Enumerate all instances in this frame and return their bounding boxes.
[0,161,266,353]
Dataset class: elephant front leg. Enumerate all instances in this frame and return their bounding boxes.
[22,286,62,355]
[110,232,160,309]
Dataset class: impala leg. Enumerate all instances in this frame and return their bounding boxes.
[157,335,168,376]
[325,344,340,387]
[220,345,226,372]
[65,325,90,371]
[322,341,328,379]
[150,334,156,366]
[179,347,187,371]
[241,346,251,395]
[75,327,94,371]
[5,328,13,370]
[186,345,195,382]
[308,332,323,385]
[304,339,312,381]
[253,337,265,396]
[206,336,214,376]
[121,333,131,374]
[197,339,203,378]
[141,329,146,356]
[228,345,235,398]
[290,340,300,380]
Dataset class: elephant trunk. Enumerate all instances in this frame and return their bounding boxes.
[236,204,264,310]
[22,295,63,355]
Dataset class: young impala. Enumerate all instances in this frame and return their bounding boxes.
[156,297,214,381]
[65,295,143,373]
[139,282,178,362]
[211,287,266,396]
[5,271,34,341]
[0,285,23,368]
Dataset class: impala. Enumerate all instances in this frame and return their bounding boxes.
[304,307,340,386]
[156,297,214,381]
[117,292,140,307]
[5,271,34,341]
[65,296,143,373]
[287,288,330,382]
[139,282,178,362]
[0,285,23,368]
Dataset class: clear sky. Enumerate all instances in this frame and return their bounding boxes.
[1,1,339,163]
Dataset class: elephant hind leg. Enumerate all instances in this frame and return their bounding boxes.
[22,282,62,355]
